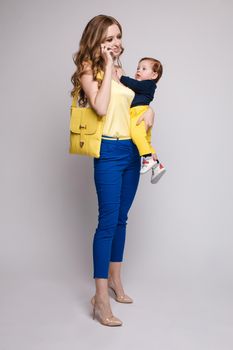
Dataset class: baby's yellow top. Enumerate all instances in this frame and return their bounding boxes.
[97,70,135,137]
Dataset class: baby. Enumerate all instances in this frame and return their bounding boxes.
[118,57,166,184]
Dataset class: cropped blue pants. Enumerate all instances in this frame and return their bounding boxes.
[93,137,141,278]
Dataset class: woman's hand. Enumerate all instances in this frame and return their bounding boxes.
[100,44,114,67]
[136,106,155,132]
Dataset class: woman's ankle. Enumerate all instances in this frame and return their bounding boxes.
[95,292,110,303]
[109,275,121,284]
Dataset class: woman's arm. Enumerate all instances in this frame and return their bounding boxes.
[136,106,155,132]
[80,47,114,116]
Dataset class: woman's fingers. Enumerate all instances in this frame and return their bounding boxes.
[136,115,143,125]
[136,115,153,132]
[144,123,150,132]
[136,116,151,130]
[100,44,114,62]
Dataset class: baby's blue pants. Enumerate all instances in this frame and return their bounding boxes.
[93,138,141,278]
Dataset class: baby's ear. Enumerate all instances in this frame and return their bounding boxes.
[153,72,159,80]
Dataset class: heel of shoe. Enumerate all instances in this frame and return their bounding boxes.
[108,284,133,303]
[91,296,96,320]
[108,284,117,297]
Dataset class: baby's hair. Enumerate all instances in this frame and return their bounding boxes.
[139,57,163,83]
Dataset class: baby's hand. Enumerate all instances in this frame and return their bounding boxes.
[115,66,125,79]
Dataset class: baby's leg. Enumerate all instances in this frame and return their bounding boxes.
[130,109,158,174]
[145,126,158,159]
[130,117,152,156]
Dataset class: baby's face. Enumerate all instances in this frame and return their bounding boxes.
[135,60,158,81]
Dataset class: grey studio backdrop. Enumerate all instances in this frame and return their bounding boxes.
[1,0,233,349]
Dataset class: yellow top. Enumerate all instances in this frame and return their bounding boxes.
[97,70,135,137]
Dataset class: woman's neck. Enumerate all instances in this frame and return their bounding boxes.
[112,65,122,83]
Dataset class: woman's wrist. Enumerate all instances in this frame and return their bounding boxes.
[105,62,114,72]
[103,64,114,82]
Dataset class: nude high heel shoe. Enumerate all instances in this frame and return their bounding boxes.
[91,296,123,327]
[108,279,133,304]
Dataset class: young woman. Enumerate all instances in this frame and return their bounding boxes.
[71,14,155,326]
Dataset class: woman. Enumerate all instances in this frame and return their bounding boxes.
[71,15,155,326]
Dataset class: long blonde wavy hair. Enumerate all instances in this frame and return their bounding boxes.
[70,15,124,107]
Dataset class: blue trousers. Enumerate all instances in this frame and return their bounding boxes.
[93,138,141,278]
